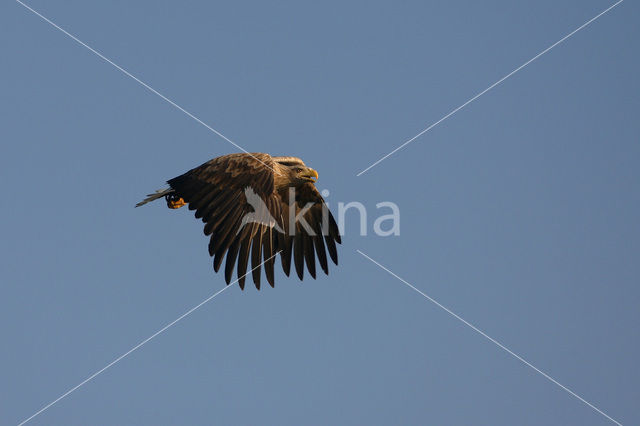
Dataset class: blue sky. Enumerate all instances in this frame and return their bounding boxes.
[2,1,639,425]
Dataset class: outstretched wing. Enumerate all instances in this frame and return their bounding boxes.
[167,153,279,289]
[277,183,341,283]
[167,153,340,289]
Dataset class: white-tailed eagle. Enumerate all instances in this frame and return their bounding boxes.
[136,153,341,290]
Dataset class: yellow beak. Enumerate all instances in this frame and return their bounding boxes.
[303,168,319,182]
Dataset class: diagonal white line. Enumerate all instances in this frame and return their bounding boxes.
[17,251,282,426]
[356,249,622,426]
[356,0,624,176]
[14,0,279,174]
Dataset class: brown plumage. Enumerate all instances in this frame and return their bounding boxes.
[136,153,341,290]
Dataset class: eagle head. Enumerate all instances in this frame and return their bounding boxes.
[273,156,318,187]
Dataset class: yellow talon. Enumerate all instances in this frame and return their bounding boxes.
[166,195,186,209]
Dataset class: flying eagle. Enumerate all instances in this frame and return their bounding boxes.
[136,153,341,290]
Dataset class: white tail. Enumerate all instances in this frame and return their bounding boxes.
[135,188,174,208]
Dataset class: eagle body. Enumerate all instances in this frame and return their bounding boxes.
[137,153,341,289]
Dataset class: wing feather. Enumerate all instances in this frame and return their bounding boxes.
[293,227,304,280]
[225,236,242,284]
[203,192,242,237]
[263,226,276,287]
[236,231,252,290]
[250,226,263,289]
[213,208,245,272]
[325,235,338,265]
[303,233,316,279]
[280,234,293,277]
[310,217,328,274]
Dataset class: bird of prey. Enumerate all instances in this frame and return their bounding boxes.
[136,153,341,289]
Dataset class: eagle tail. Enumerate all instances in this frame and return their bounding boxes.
[135,188,174,208]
